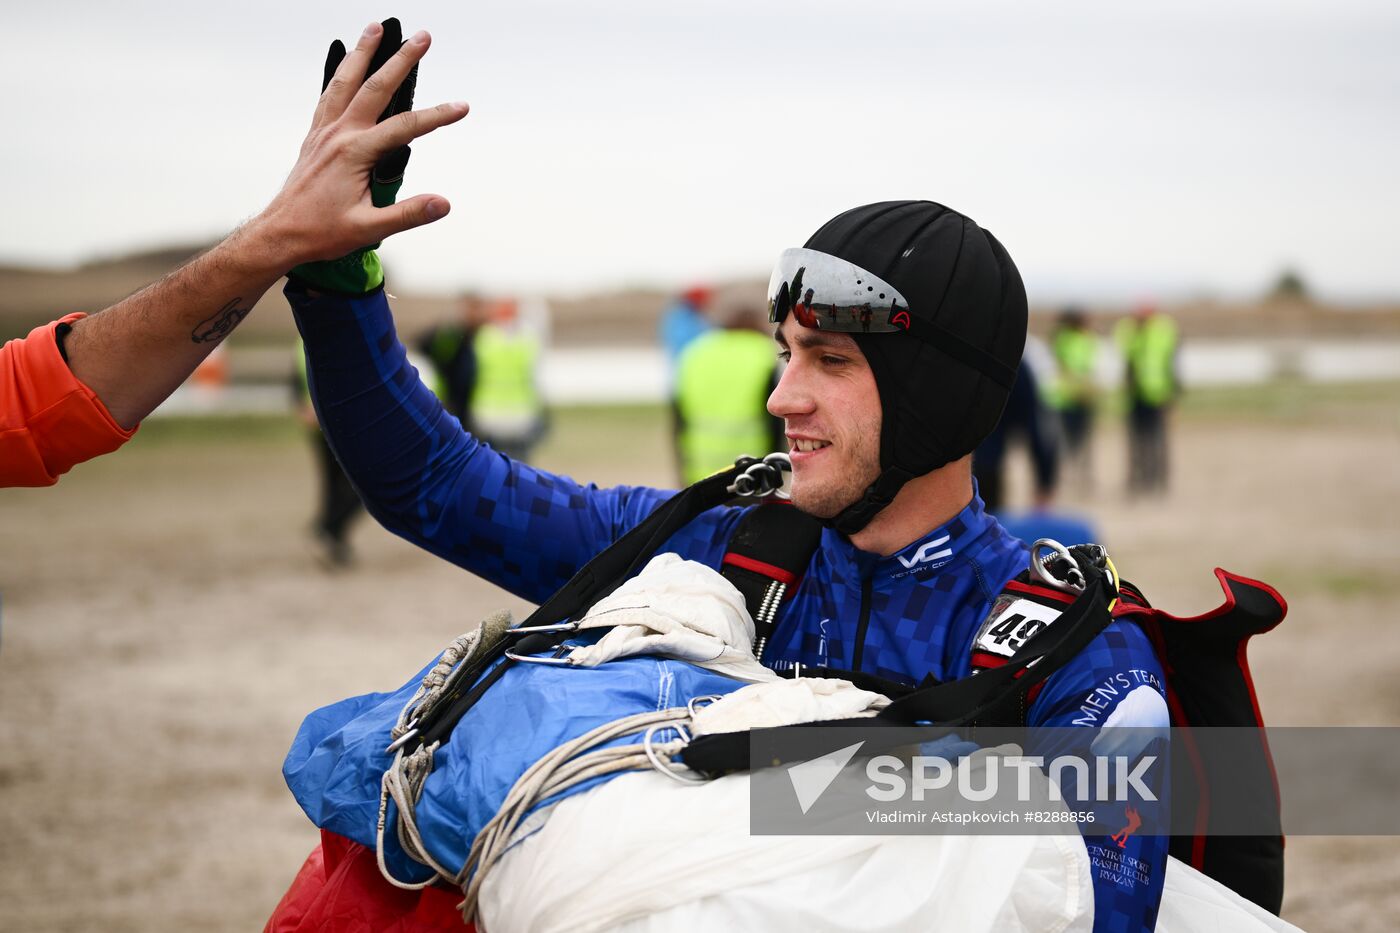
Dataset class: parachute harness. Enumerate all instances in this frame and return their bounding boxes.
[376,529,1119,924]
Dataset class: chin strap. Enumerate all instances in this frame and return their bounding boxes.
[824,465,917,536]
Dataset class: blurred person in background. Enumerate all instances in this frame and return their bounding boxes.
[293,338,365,568]
[659,285,715,479]
[1116,303,1180,496]
[1048,307,1099,489]
[972,354,1060,514]
[658,285,714,376]
[672,304,784,484]
[0,19,466,490]
[470,297,547,461]
[416,292,484,425]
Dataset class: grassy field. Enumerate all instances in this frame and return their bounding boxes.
[1,381,1398,931]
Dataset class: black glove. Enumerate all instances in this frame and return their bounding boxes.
[293,18,421,293]
[320,16,419,207]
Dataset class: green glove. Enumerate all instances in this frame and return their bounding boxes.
[291,17,419,294]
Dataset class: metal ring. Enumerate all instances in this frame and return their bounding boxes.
[761,453,792,498]
[745,464,777,494]
[1030,538,1084,593]
[727,453,793,498]
[687,694,724,718]
[642,723,708,785]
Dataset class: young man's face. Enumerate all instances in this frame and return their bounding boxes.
[767,315,883,519]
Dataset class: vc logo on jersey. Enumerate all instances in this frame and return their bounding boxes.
[896,535,952,570]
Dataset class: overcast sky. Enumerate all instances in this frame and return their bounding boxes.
[4,0,1397,301]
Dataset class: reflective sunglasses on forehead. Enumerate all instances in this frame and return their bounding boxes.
[765,246,1018,389]
[766,248,912,334]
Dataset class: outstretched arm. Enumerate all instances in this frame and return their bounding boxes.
[293,285,744,604]
[60,230,286,431]
[58,21,468,431]
[286,26,747,599]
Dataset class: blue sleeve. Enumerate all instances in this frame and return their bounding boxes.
[1027,619,1170,933]
[286,281,743,604]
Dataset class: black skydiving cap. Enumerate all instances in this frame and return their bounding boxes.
[776,200,1028,535]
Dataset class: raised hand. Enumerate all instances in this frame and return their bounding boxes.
[317,16,419,210]
[259,21,469,267]
[53,21,468,431]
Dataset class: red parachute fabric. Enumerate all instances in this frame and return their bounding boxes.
[264,830,473,933]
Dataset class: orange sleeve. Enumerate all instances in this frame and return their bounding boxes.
[0,312,138,488]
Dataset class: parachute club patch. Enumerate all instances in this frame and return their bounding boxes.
[972,595,1064,660]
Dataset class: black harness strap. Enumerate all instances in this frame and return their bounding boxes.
[414,467,747,750]
[793,665,920,699]
[680,569,1117,774]
[719,504,823,661]
[537,469,742,627]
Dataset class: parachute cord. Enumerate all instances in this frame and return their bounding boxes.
[374,618,503,890]
[455,707,699,925]
[376,742,457,888]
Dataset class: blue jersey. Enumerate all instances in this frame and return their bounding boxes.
[290,281,1170,931]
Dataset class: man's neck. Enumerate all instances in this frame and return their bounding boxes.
[848,457,975,557]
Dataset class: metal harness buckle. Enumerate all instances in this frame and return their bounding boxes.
[727,452,792,499]
[1030,538,1086,594]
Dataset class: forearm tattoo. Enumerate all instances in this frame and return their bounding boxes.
[191,298,251,344]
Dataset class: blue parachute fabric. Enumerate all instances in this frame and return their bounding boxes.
[284,649,745,884]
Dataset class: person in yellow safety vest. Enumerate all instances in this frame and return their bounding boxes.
[416,292,483,424]
[1049,308,1100,487]
[1115,303,1180,496]
[673,306,785,485]
[470,298,547,462]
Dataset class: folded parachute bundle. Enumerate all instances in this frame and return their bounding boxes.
[285,555,756,885]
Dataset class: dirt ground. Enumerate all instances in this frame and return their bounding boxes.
[1,385,1398,932]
